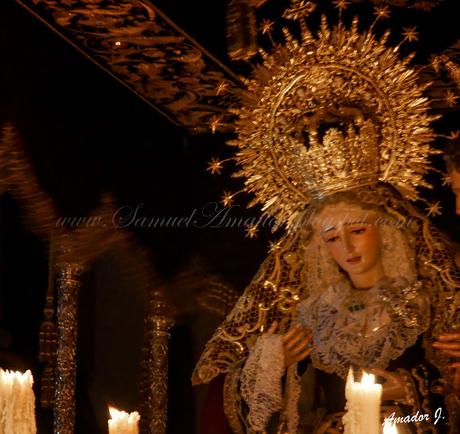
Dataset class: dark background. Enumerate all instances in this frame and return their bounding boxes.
[0,0,459,433]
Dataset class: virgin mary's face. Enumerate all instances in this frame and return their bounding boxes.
[315,205,384,287]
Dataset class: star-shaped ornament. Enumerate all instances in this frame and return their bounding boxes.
[216,81,229,96]
[374,5,391,19]
[207,158,224,175]
[426,201,442,217]
[333,0,350,11]
[210,116,221,134]
[442,173,452,186]
[246,224,259,238]
[448,130,460,140]
[445,90,459,107]
[260,19,275,35]
[221,191,234,207]
[269,240,281,252]
[402,27,419,43]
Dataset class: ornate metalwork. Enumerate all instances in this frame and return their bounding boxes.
[350,0,445,11]
[15,0,242,133]
[140,289,174,434]
[54,262,83,434]
[215,12,438,231]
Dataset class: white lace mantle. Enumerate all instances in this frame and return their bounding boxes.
[296,277,430,378]
[240,334,301,433]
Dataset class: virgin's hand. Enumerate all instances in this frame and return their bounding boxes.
[447,362,460,395]
[267,322,312,368]
[433,331,460,395]
[368,368,407,403]
[433,332,460,358]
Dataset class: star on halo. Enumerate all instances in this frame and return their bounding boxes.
[221,191,234,207]
[216,81,229,96]
[374,5,391,20]
[210,116,221,134]
[259,19,275,35]
[426,201,442,217]
[246,224,259,238]
[448,130,460,140]
[402,27,419,43]
[333,0,350,11]
[269,240,281,252]
[442,173,452,186]
[445,90,459,107]
[207,158,224,175]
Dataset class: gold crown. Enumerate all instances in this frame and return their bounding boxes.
[302,113,379,198]
[210,1,439,230]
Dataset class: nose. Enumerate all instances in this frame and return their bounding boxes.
[341,231,355,253]
[456,194,460,215]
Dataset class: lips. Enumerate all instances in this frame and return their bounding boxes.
[346,256,361,264]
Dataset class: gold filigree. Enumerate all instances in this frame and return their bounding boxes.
[229,12,437,229]
[21,0,241,133]
[283,0,316,20]
[351,0,445,11]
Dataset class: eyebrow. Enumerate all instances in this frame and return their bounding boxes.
[321,221,371,234]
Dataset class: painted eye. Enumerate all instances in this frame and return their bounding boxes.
[326,236,339,243]
[351,228,366,235]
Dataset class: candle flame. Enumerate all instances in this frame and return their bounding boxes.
[108,407,140,423]
[0,369,33,385]
[109,407,125,420]
[383,420,398,434]
[361,372,376,386]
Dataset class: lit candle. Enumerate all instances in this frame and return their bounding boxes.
[383,420,398,434]
[343,368,382,434]
[0,369,37,434]
[108,407,140,434]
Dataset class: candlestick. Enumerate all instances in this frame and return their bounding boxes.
[343,368,382,434]
[108,407,140,434]
[54,261,83,434]
[0,369,37,434]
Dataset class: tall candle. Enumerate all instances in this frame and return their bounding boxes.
[108,407,140,434]
[0,369,36,434]
[343,368,382,434]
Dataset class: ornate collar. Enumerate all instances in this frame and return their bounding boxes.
[296,277,430,378]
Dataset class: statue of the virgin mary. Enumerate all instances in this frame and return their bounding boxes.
[193,2,460,432]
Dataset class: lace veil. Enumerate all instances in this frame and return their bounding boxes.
[192,184,460,389]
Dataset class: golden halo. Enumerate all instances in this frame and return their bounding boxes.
[230,15,438,230]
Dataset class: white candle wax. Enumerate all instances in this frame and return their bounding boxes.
[343,368,382,434]
[108,407,140,434]
[0,369,37,434]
